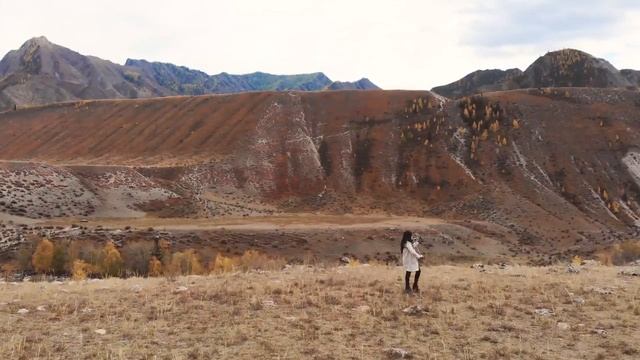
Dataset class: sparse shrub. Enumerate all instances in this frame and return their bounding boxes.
[1,262,18,279]
[614,240,640,264]
[167,249,204,276]
[207,250,285,273]
[71,259,93,280]
[571,255,583,266]
[122,241,154,276]
[51,242,69,275]
[237,250,286,272]
[31,239,54,274]
[209,253,237,273]
[148,256,162,277]
[15,237,38,273]
[100,241,124,277]
[71,241,101,271]
[597,240,640,265]
[348,258,361,267]
[157,239,173,268]
[238,250,266,271]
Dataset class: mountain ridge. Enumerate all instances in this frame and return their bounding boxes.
[0,36,379,111]
[432,49,638,98]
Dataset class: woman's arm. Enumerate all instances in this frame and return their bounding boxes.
[406,242,423,258]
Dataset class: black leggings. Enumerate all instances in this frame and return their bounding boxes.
[405,269,421,289]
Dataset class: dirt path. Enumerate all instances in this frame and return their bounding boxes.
[42,214,447,231]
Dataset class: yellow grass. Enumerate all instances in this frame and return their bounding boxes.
[0,265,638,359]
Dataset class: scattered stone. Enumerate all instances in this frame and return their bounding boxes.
[173,286,188,293]
[94,329,107,335]
[584,286,614,295]
[471,263,486,272]
[385,347,412,359]
[402,305,427,316]
[339,256,351,265]
[557,322,571,330]
[36,305,46,312]
[17,308,29,314]
[355,305,371,313]
[592,328,607,337]
[566,264,581,273]
[582,259,600,267]
[572,297,585,305]
[618,268,640,277]
[534,308,553,317]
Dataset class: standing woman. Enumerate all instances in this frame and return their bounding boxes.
[401,230,423,294]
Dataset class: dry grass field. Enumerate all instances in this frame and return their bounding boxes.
[1,264,639,360]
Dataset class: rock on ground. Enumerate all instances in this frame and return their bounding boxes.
[385,347,412,359]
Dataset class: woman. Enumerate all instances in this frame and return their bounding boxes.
[401,230,423,294]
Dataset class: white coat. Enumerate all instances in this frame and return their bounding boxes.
[402,241,423,272]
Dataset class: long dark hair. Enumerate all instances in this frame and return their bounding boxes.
[400,231,412,254]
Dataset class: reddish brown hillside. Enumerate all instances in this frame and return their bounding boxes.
[1,88,640,260]
[0,91,424,164]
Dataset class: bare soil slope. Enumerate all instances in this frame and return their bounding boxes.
[1,88,640,260]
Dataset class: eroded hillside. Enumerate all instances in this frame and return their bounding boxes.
[1,88,640,259]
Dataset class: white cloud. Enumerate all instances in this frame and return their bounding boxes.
[0,0,638,89]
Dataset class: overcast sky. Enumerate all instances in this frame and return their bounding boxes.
[1,0,639,89]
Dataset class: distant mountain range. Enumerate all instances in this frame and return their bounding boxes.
[432,49,640,98]
[0,36,379,111]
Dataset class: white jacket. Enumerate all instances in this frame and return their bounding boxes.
[402,241,423,272]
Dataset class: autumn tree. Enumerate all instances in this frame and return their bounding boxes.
[100,241,124,277]
[209,253,236,274]
[168,249,204,276]
[32,239,55,274]
[148,256,162,277]
[51,243,69,275]
[71,260,93,280]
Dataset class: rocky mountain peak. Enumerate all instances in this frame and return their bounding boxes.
[432,48,636,98]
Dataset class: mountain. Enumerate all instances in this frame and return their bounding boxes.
[124,59,335,94]
[432,49,638,98]
[0,37,379,111]
[1,87,640,262]
[621,69,640,86]
[324,78,380,90]
[0,37,169,110]
[431,69,522,98]
[517,49,632,88]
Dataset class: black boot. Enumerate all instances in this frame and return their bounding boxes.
[412,270,421,293]
[404,271,412,294]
